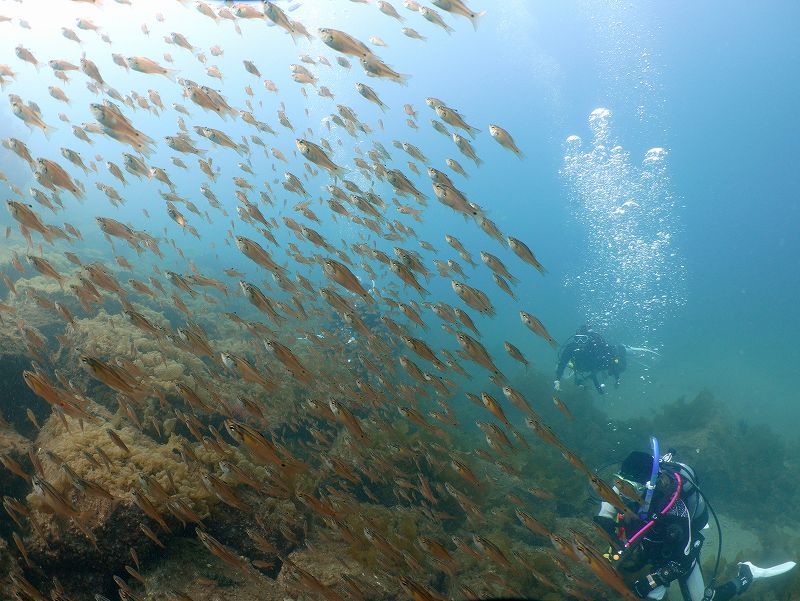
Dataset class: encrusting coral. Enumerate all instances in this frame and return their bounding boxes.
[28,415,219,520]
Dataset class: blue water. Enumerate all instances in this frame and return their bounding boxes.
[1,0,799,433]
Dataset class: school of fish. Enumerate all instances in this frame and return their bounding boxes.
[0,1,637,600]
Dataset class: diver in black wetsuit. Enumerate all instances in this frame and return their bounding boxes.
[554,325,627,394]
[595,444,796,600]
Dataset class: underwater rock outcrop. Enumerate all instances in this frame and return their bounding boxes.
[12,407,307,600]
[650,390,800,525]
[61,309,208,395]
[0,413,34,533]
[277,538,402,601]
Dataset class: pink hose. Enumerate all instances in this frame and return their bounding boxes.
[624,472,683,548]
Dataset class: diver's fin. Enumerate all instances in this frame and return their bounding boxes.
[624,345,661,356]
[740,561,796,580]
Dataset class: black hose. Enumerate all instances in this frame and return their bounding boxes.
[679,470,723,586]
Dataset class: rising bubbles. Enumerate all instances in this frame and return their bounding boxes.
[562,107,685,346]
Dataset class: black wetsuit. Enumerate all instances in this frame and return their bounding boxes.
[595,465,749,601]
[555,332,622,394]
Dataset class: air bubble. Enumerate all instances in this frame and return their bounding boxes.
[562,110,685,338]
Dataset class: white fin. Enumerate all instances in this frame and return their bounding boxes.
[742,561,796,580]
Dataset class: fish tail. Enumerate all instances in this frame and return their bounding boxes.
[77,508,95,529]
[42,123,57,140]
[136,142,154,159]
[41,226,54,244]
[288,29,303,44]
[163,67,179,83]
[470,11,487,31]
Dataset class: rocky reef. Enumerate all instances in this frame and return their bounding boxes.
[2,243,798,600]
[2,360,799,600]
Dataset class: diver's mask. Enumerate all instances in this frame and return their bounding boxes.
[614,474,647,500]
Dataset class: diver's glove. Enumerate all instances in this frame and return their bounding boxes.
[633,561,686,598]
[553,380,560,391]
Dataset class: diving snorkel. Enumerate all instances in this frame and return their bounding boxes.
[639,436,660,519]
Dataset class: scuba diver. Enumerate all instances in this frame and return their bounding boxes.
[595,437,796,600]
[554,325,628,394]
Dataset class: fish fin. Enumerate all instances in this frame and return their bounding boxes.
[43,123,57,140]
[41,225,55,244]
[470,11,487,31]
[136,143,154,159]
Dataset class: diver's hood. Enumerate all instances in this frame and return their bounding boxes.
[619,450,653,484]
